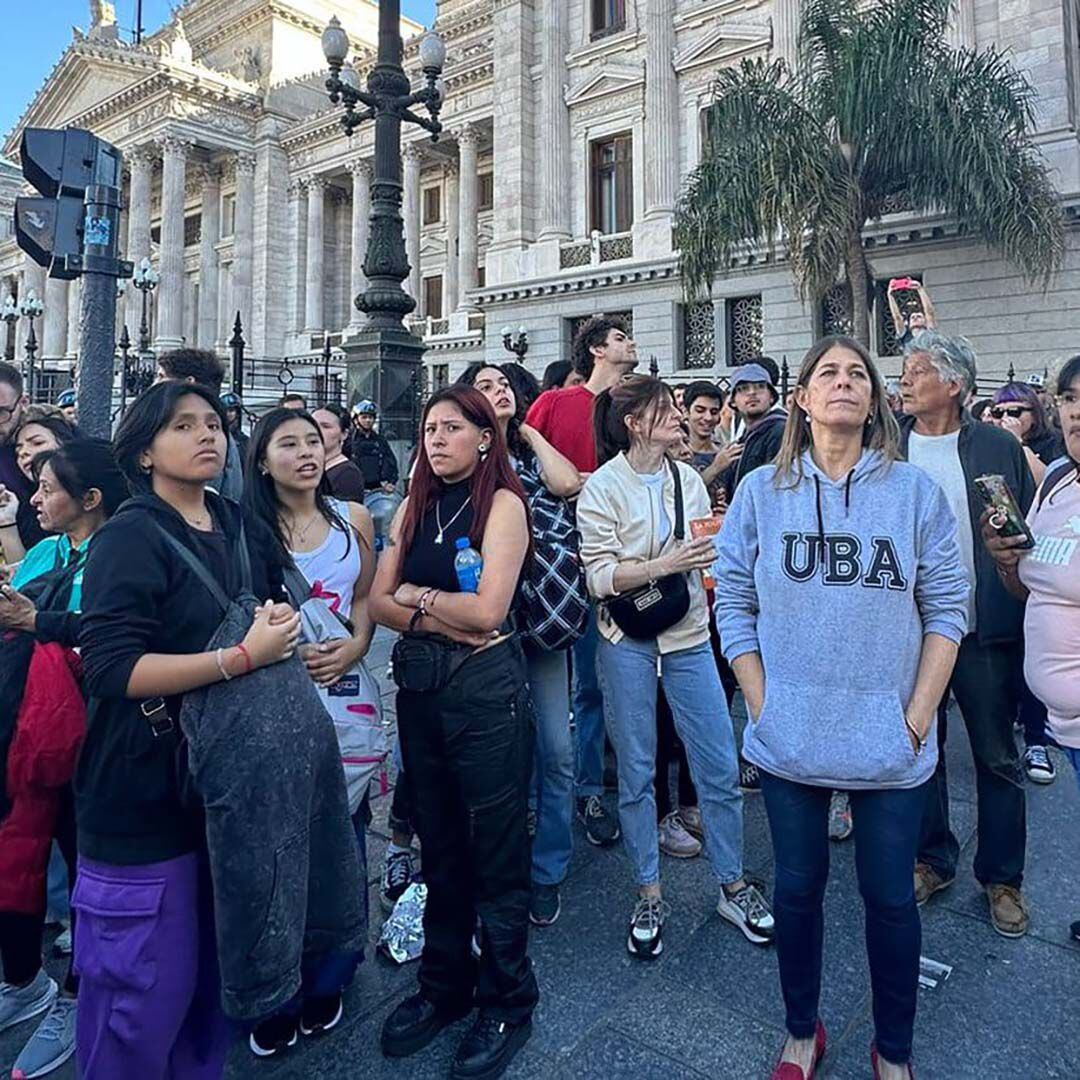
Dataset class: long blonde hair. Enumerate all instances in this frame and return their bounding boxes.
[773,335,901,488]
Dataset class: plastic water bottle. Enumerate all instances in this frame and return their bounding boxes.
[454,537,483,593]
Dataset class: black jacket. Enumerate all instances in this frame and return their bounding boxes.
[349,428,399,489]
[898,412,1033,646]
[723,409,787,502]
[76,492,284,865]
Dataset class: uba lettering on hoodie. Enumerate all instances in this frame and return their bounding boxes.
[713,450,970,791]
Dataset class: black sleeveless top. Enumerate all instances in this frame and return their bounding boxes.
[400,479,477,593]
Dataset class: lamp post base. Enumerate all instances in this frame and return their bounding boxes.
[342,326,426,474]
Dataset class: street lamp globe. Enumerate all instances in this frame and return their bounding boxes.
[20,291,43,319]
[322,15,350,68]
[340,64,361,93]
[418,31,446,73]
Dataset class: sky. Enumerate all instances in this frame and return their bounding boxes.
[0,0,437,149]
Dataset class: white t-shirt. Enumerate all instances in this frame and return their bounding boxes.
[639,469,672,548]
[908,429,976,634]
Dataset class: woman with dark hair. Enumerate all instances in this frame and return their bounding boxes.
[990,381,1065,473]
[984,354,1080,940]
[459,363,582,926]
[500,362,542,416]
[0,409,80,562]
[311,403,368,502]
[577,375,773,960]
[243,407,376,1054]
[370,385,538,1079]
[74,382,306,1077]
[541,359,584,392]
[0,439,126,1080]
[714,336,969,1080]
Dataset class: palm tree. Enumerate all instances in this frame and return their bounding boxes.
[675,0,1064,347]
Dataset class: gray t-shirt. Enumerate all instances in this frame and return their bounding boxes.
[908,429,975,634]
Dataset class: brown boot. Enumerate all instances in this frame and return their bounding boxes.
[985,884,1029,938]
[913,862,954,906]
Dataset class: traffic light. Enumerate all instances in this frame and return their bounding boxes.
[15,127,123,281]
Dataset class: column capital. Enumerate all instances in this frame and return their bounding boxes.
[197,163,222,188]
[348,157,373,180]
[156,134,194,158]
[455,125,482,149]
[287,177,307,198]
[402,142,424,165]
[235,152,257,175]
[126,143,159,169]
[306,173,329,192]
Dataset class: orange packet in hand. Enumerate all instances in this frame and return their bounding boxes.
[689,516,722,590]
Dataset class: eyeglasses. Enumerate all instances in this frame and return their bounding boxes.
[989,405,1031,420]
[1055,391,1080,411]
[0,403,19,423]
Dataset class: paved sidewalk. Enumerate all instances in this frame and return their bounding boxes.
[4,628,1077,1079]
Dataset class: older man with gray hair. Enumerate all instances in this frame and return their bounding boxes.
[898,329,1034,939]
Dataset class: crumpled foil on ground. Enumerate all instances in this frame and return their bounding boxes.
[378,882,427,965]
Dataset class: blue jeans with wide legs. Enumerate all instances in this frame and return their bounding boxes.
[596,636,743,888]
[760,771,927,1066]
[527,648,574,887]
[572,612,605,799]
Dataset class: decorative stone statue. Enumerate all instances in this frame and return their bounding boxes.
[88,0,120,42]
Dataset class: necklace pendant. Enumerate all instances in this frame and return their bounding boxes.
[435,531,444,544]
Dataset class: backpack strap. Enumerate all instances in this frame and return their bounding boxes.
[282,564,312,609]
[1036,461,1076,511]
[668,457,685,541]
[150,521,231,614]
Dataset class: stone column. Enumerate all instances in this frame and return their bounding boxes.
[443,164,460,317]
[947,0,975,49]
[304,175,327,332]
[539,0,571,239]
[288,179,307,333]
[125,145,155,329]
[155,136,189,350]
[456,127,480,310]
[644,0,679,218]
[347,159,372,332]
[773,0,799,71]
[42,278,68,359]
[66,279,80,359]
[403,144,422,305]
[232,152,256,342]
[198,164,221,351]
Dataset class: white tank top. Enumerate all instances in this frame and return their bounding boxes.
[290,499,362,623]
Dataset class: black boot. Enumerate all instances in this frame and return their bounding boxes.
[451,1012,533,1080]
[381,992,472,1058]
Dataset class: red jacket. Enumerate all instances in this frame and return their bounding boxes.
[0,643,85,914]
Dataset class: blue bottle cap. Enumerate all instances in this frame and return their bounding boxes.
[455,536,470,550]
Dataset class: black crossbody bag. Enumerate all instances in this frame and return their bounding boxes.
[604,458,690,640]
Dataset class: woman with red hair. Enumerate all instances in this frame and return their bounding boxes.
[369,385,537,1080]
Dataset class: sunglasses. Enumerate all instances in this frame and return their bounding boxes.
[989,405,1031,420]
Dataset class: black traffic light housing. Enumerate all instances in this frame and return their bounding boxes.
[15,127,124,280]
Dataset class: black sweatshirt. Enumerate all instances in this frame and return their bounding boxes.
[76,491,285,865]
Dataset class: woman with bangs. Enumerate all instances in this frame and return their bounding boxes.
[370,385,537,1080]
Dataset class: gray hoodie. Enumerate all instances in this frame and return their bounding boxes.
[714,449,969,790]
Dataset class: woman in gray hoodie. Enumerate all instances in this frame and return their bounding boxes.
[714,336,969,1080]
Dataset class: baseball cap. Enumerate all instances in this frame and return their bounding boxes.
[730,362,777,394]
[352,399,378,415]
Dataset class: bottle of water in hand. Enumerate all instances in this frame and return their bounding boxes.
[454,537,483,593]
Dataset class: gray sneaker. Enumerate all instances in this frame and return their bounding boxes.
[658,812,701,859]
[12,996,76,1079]
[828,791,853,842]
[0,970,57,1035]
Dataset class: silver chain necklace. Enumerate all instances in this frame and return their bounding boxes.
[435,495,471,544]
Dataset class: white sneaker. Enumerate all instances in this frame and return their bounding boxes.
[12,995,76,1079]
[1024,745,1056,785]
[717,883,775,946]
[0,971,57,1034]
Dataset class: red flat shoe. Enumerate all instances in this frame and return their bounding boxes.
[871,1042,914,1079]
[769,1020,826,1079]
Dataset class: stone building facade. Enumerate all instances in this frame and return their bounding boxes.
[2,0,1080,407]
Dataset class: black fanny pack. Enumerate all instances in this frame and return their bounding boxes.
[391,632,476,693]
[605,458,690,640]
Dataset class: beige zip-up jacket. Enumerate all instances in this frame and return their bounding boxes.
[577,452,713,654]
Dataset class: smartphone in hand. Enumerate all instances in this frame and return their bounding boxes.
[974,474,1035,549]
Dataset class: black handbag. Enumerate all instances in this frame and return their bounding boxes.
[604,458,691,640]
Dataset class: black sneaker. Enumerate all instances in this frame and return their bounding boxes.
[381,992,472,1058]
[529,883,561,927]
[381,848,414,913]
[299,993,344,1037]
[627,895,668,960]
[576,795,620,847]
[451,1013,532,1079]
[249,1013,299,1058]
[738,756,761,791]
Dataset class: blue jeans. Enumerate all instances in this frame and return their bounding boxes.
[1065,747,1080,793]
[596,636,743,887]
[761,772,926,1065]
[527,649,574,887]
[572,612,605,798]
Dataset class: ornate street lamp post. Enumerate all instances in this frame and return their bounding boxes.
[131,257,159,397]
[501,326,528,361]
[16,292,44,402]
[321,6,446,452]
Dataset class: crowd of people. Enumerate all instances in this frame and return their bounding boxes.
[0,301,1075,1080]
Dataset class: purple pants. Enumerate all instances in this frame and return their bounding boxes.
[73,851,233,1080]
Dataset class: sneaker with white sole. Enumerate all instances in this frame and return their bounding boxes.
[738,756,761,792]
[11,995,76,1080]
[828,791,853,842]
[658,811,701,858]
[627,895,669,960]
[1023,745,1056,785]
[577,795,620,847]
[381,848,415,914]
[717,883,775,945]
[249,1013,299,1058]
[0,971,57,1035]
[52,928,72,958]
[299,993,344,1037]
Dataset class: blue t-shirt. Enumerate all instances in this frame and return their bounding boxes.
[12,533,90,612]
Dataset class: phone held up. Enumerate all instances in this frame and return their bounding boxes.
[974,474,1036,550]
